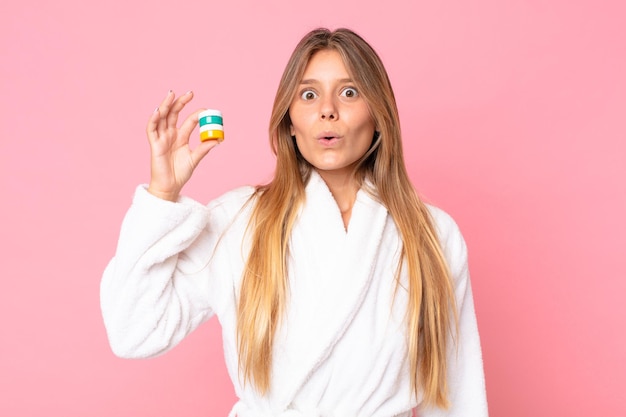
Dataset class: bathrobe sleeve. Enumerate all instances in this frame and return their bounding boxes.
[419,207,489,417]
[100,185,238,359]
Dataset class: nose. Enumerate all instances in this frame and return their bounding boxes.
[319,95,337,121]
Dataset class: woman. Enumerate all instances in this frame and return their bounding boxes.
[101,28,488,416]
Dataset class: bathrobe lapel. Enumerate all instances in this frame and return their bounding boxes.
[270,172,390,408]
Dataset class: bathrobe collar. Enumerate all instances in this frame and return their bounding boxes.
[268,170,391,409]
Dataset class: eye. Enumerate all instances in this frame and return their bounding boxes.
[300,90,318,100]
[340,87,358,98]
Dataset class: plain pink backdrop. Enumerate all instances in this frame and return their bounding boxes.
[1,0,624,416]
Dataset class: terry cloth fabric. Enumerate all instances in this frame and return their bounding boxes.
[101,171,488,417]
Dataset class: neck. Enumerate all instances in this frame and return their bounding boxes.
[316,169,359,228]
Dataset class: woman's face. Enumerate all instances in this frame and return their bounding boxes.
[289,49,375,178]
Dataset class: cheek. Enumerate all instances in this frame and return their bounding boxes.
[354,115,376,138]
[288,106,305,136]
[348,105,375,131]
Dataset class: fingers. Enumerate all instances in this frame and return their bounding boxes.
[146,90,194,144]
[146,106,160,143]
[145,90,223,165]
[167,91,194,132]
[178,108,204,142]
[156,90,175,138]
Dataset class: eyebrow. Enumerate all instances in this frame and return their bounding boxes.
[299,78,354,85]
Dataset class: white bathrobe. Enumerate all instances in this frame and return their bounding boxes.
[100,171,488,417]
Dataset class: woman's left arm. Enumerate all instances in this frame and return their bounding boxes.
[422,208,489,417]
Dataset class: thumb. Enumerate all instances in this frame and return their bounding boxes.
[190,139,221,167]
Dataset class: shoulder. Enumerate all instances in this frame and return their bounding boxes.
[208,185,256,211]
[206,185,257,229]
[425,204,469,279]
[426,204,462,240]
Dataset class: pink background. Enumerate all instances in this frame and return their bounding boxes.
[1,0,624,416]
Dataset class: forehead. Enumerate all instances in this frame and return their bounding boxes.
[301,49,351,80]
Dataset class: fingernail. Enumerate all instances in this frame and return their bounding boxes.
[154,107,159,113]
[186,90,193,95]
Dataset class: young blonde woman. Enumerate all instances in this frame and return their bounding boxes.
[101,28,488,417]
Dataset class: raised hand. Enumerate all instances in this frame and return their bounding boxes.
[146,90,220,201]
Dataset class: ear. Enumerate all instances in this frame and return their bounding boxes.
[290,125,295,136]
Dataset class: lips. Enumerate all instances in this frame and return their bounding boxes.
[316,131,341,140]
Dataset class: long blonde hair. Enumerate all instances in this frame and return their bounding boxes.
[237,28,457,409]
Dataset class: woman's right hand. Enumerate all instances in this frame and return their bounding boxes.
[146,90,220,201]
